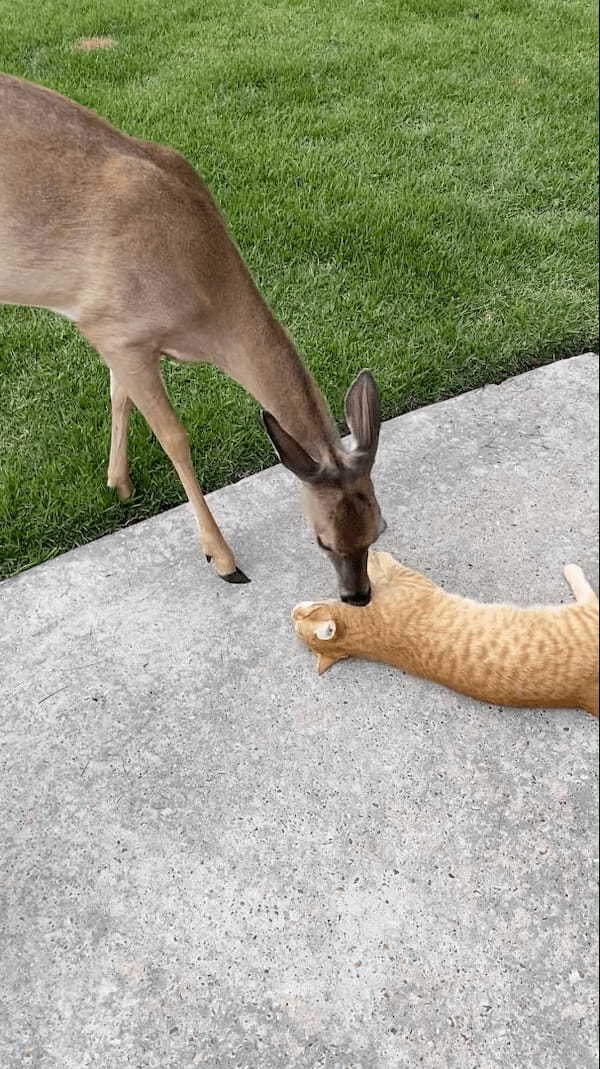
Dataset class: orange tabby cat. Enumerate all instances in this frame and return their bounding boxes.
[292,551,599,716]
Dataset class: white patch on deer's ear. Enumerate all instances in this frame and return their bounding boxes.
[314,619,336,641]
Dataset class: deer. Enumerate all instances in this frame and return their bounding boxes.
[0,73,386,604]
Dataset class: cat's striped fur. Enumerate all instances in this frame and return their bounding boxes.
[292,552,599,716]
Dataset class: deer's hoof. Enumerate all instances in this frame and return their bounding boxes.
[205,554,250,583]
[108,477,134,500]
[221,568,251,584]
[116,480,134,501]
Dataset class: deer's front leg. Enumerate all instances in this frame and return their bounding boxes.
[107,370,134,500]
[95,343,249,583]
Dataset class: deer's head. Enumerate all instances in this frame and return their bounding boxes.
[263,370,385,605]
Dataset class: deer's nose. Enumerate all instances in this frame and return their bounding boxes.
[341,588,371,607]
[334,549,371,605]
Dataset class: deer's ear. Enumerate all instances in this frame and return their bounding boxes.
[344,370,381,461]
[262,411,321,482]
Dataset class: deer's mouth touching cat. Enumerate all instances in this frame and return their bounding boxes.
[292,551,599,717]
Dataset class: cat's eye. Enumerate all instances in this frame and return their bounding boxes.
[317,536,332,552]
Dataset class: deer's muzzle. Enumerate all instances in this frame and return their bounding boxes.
[333,549,371,606]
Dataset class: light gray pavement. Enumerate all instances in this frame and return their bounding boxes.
[1,353,598,1069]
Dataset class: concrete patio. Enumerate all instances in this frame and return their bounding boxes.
[1,353,598,1068]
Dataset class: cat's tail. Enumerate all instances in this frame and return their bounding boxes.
[564,564,599,606]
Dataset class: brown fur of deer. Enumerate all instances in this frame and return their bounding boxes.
[0,73,385,598]
[293,551,599,716]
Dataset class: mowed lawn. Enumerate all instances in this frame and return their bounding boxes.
[0,0,597,578]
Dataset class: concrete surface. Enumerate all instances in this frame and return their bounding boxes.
[1,353,598,1069]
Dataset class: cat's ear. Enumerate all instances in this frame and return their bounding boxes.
[313,618,346,672]
[315,652,343,674]
[313,621,347,674]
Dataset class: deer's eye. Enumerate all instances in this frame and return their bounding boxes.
[317,537,332,553]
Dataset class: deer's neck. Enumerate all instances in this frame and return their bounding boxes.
[262,339,340,462]
[217,303,341,464]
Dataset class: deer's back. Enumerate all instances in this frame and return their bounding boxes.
[0,73,208,185]
[0,73,242,323]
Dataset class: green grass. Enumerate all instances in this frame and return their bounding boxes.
[0,0,597,579]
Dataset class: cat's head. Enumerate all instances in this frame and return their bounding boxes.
[292,599,354,674]
[292,551,417,673]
